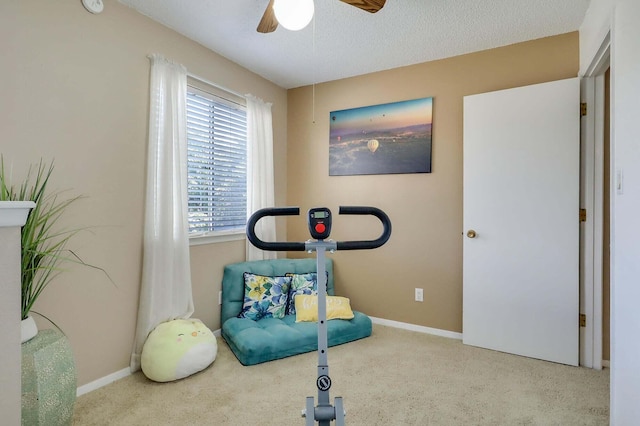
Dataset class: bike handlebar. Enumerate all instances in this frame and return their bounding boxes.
[246,206,392,252]
[246,207,307,252]
[335,206,392,250]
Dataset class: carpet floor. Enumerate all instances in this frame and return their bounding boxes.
[73,324,609,425]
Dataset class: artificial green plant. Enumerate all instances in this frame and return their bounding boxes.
[0,156,99,320]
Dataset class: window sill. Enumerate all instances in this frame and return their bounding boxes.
[189,231,246,246]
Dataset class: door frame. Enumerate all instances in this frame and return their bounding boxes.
[580,32,610,370]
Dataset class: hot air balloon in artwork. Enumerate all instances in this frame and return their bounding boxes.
[367,139,379,153]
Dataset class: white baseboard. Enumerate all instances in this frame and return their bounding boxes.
[369,316,462,340]
[602,360,610,368]
[76,328,222,396]
[76,367,131,397]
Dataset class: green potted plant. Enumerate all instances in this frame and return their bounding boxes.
[1,156,111,425]
[0,156,103,342]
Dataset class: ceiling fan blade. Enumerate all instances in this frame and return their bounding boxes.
[257,0,278,33]
[339,0,386,13]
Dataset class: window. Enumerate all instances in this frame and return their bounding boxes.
[186,81,247,241]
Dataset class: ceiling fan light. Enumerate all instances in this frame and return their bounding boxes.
[273,0,315,31]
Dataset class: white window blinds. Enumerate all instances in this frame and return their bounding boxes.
[186,85,247,235]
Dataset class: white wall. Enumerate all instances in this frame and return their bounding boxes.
[580,0,640,424]
[579,0,612,75]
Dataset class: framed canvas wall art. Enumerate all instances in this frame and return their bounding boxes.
[329,97,433,176]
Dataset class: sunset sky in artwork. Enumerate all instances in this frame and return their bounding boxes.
[330,97,433,138]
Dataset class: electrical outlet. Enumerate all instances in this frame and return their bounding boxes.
[218,291,222,305]
[415,288,424,302]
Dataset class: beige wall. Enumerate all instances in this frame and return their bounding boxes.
[5,1,287,386]
[4,0,580,389]
[287,33,579,333]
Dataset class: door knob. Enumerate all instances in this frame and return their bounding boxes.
[466,230,477,239]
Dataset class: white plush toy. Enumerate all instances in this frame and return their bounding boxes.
[141,318,217,382]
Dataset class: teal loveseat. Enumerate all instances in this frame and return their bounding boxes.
[221,258,372,366]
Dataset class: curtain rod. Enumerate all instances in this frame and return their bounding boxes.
[187,72,246,101]
[146,54,248,105]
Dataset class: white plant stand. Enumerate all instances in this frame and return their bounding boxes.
[0,201,35,425]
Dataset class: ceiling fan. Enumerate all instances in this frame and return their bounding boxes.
[257,0,386,33]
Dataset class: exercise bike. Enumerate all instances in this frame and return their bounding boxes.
[246,206,392,426]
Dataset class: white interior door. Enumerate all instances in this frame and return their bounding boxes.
[462,78,580,366]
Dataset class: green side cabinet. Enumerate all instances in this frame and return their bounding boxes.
[22,329,77,426]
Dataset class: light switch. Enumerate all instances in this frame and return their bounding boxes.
[616,168,623,195]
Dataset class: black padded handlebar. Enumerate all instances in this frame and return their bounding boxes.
[246,206,391,252]
[335,206,392,251]
[246,207,307,251]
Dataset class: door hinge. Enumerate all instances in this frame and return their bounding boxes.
[580,208,587,222]
[580,314,586,327]
[580,102,587,116]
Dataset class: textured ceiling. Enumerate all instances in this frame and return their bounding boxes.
[118,0,591,89]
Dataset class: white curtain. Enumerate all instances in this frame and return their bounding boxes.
[130,54,194,372]
[245,95,277,261]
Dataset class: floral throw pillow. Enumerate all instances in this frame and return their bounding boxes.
[238,273,292,321]
[285,272,327,316]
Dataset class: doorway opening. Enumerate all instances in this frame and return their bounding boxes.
[579,34,610,370]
